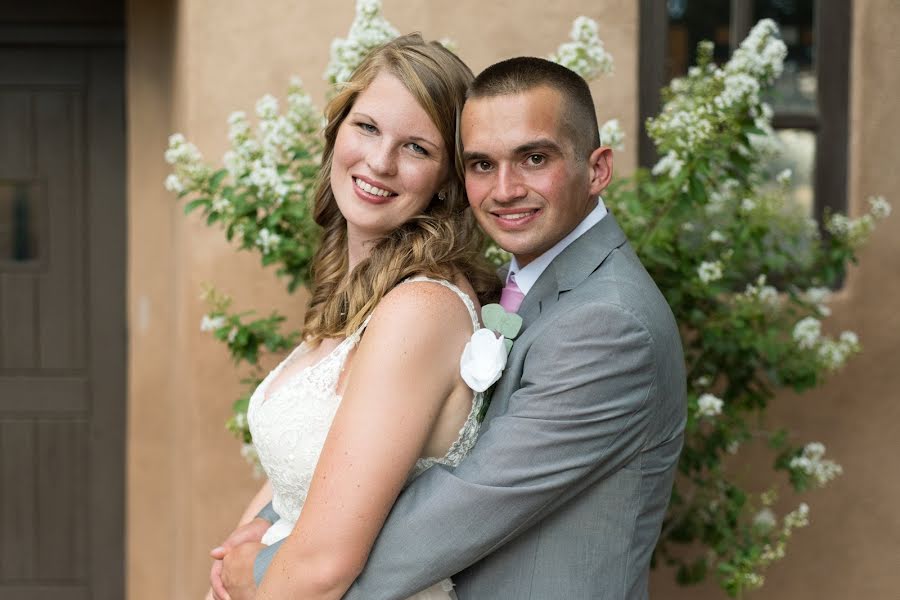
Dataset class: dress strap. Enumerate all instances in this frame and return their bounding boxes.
[402,276,480,332]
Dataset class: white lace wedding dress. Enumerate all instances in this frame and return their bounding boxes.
[247,277,484,600]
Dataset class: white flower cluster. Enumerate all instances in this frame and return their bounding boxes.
[742,275,779,307]
[748,500,811,581]
[325,0,399,85]
[484,244,512,266]
[826,195,891,249]
[802,286,832,316]
[647,20,786,177]
[697,393,724,418]
[708,230,727,243]
[775,168,793,186]
[164,133,208,193]
[255,228,281,254]
[791,316,821,349]
[599,118,624,151]
[869,195,892,219]
[550,16,614,81]
[790,443,843,487]
[792,316,860,370]
[200,314,226,332]
[753,507,777,532]
[727,19,787,85]
[783,501,810,529]
[230,83,319,202]
[818,331,860,371]
[652,150,685,178]
[697,260,723,284]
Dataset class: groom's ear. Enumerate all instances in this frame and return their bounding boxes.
[587,146,613,196]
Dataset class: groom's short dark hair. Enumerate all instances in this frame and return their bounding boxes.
[467,57,602,158]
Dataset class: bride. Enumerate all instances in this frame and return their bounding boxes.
[207,34,499,600]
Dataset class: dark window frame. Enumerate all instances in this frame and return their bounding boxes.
[638,0,852,223]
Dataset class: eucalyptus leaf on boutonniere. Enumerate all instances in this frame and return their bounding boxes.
[460,303,523,422]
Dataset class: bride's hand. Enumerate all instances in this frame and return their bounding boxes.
[209,517,270,600]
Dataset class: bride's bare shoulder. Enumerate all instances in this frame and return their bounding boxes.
[369,277,472,332]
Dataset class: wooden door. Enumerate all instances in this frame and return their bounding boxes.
[0,42,125,600]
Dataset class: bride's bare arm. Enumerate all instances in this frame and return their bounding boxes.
[256,282,472,600]
[237,479,273,526]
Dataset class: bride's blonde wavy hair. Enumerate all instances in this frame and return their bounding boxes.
[303,33,499,345]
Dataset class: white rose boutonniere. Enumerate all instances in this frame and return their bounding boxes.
[460,329,508,392]
[459,303,524,394]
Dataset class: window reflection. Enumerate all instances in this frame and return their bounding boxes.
[0,182,40,263]
[667,0,731,79]
[761,129,816,216]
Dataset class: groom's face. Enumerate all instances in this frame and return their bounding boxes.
[461,86,607,267]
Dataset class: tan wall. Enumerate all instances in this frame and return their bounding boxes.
[128,1,899,598]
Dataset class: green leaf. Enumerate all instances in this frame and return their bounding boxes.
[209,169,228,192]
[184,198,210,214]
[482,303,523,339]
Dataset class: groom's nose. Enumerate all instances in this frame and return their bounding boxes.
[494,164,527,203]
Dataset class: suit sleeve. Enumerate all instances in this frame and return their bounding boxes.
[255,501,279,524]
[259,301,658,597]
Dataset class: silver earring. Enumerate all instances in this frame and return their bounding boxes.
[438,190,447,201]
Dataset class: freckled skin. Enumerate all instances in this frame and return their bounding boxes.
[461,86,612,266]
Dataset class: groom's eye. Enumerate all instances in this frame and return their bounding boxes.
[526,154,545,166]
[471,161,492,172]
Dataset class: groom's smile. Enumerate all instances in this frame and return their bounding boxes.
[461,85,605,267]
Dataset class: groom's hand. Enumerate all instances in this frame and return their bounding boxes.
[221,541,266,600]
[209,518,270,600]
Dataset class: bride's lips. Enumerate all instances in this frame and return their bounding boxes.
[490,207,541,230]
[352,175,398,205]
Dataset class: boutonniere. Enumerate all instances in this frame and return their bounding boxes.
[459,303,523,393]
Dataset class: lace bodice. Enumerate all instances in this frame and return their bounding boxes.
[247,276,484,546]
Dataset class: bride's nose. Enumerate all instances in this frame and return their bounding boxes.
[366,140,398,176]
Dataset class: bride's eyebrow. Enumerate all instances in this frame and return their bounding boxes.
[349,111,376,122]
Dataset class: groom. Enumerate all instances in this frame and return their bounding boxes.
[221,57,686,599]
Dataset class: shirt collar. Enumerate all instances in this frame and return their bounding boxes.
[507,197,607,295]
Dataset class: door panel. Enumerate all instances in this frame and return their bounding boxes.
[0,42,124,600]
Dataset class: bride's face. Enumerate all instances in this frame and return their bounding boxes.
[330,72,449,245]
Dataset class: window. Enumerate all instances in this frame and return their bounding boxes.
[0,180,42,266]
[639,0,851,222]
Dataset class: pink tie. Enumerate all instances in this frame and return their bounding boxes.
[499,273,525,313]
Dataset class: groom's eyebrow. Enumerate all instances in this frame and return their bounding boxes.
[462,150,490,162]
[514,139,563,156]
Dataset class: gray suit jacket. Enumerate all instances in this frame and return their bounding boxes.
[255,215,686,599]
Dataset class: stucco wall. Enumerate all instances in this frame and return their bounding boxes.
[128,1,899,598]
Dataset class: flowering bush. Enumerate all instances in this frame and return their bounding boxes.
[165,3,890,595]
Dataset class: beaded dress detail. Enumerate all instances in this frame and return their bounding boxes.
[247,276,485,558]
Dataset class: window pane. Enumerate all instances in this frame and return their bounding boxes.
[761,129,816,217]
[755,0,816,114]
[0,182,41,264]
[666,0,731,79]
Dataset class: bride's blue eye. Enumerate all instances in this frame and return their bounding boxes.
[408,142,428,155]
[358,122,377,133]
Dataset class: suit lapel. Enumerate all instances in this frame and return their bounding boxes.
[482,215,629,427]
